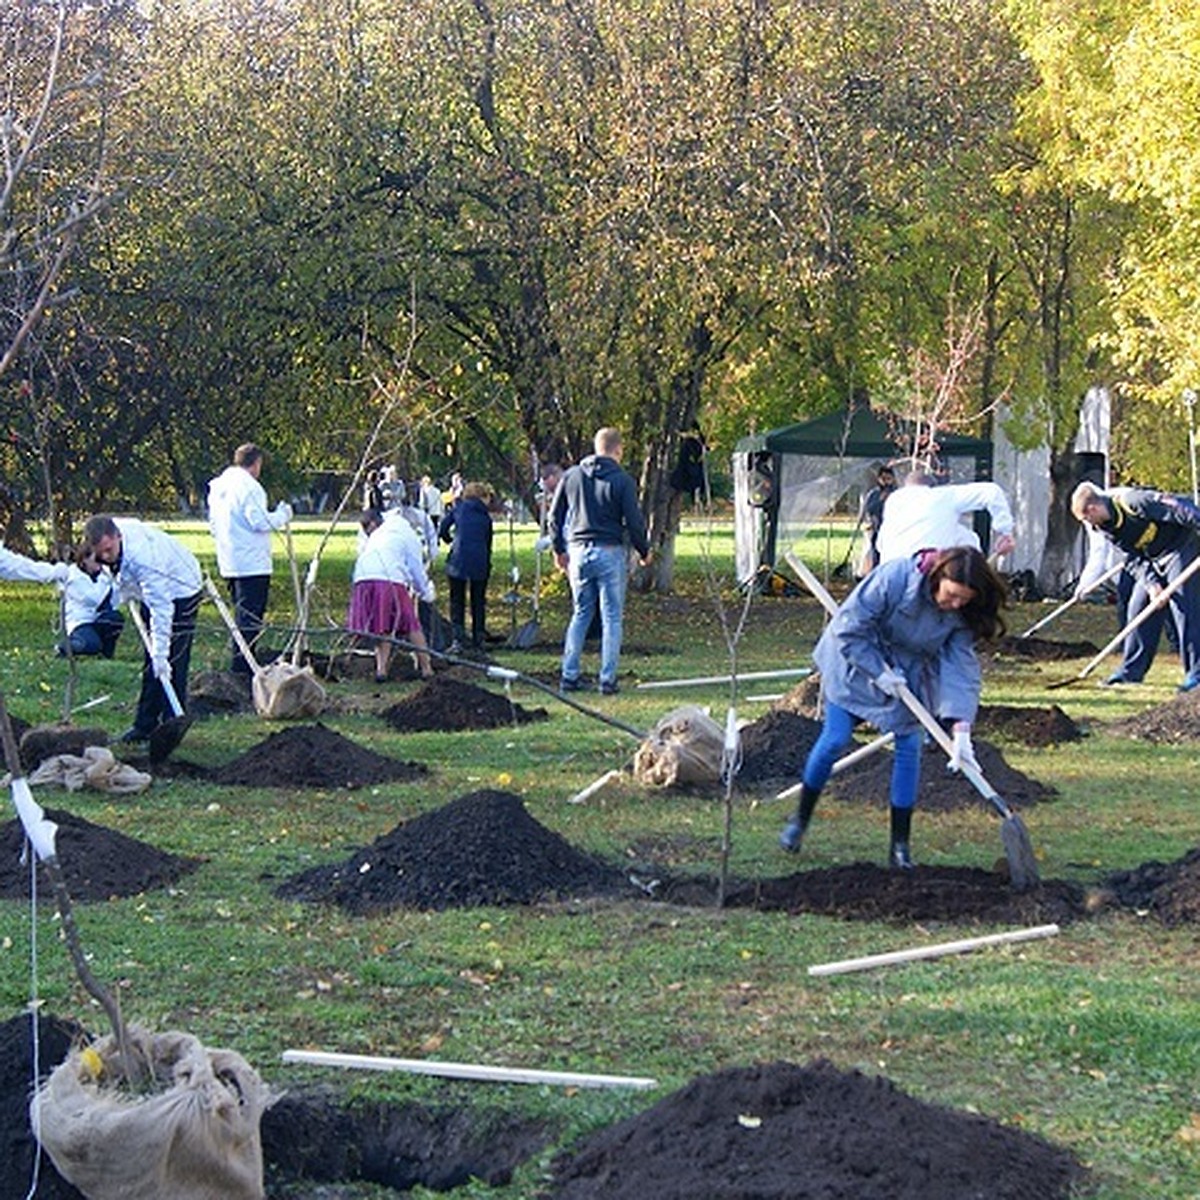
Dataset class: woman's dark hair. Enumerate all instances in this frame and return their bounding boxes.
[926,546,1008,641]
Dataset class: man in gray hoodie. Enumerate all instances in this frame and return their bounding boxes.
[551,427,652,694]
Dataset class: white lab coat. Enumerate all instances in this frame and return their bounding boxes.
[207,465,291,577]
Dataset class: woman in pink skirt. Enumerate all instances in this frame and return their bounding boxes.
[348,508,435,682]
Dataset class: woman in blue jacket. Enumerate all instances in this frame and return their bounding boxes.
[438,481,494,655]
[780,546,1007,869]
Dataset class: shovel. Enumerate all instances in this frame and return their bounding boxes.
[785,549,1040,891]
[125,603,192,765]
[1017,560,1122,639]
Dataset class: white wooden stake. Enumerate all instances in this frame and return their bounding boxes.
[636,668,812,690]
[281,1049,657,1090]
[807,923,1060,977]
[568,768,622,805]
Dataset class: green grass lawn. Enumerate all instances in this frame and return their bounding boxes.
[2,517,1198,1198]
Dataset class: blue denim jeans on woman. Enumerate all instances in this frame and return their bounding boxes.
[802,701,922,809]
[561,543,628,688]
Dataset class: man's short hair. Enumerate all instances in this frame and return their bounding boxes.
[1070,481,1106,521]
[234,443,264,469]
[82,514,119,547]
[594,427,622,456]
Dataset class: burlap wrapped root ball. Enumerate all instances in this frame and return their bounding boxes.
[31,1026,274,1200]
[252,660,325,720]
[633,705,726,787]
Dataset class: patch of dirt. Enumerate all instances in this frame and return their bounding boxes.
[262,1085,552,1195]
[995,634,1100,661]
[16,726,109,770]
[1098,845,1200,926]
[1105,689,1200,743]
[0,808,199,901]
[822,741,1055,812]
[274,789,632,914]
[975,704,1083,747]
[545,1059,1086,1200]
[212,723,427,789]
[0,1012,87,1200]
[736,710,824,783]
[0,1015,550,1200]
[380,675,548,733]
[656,862,1091,927]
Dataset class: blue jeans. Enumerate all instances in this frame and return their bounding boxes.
[561,543,627,687]
[802,702,922,810]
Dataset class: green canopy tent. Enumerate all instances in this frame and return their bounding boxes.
[733,407,993,586]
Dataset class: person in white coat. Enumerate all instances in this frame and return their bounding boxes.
[877,471,1016,565]
[207,443,293,676]
[348,508,435,681]
[57,548,124,658]
[83,514,203,743]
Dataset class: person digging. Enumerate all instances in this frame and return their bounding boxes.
[780,546,1008,869]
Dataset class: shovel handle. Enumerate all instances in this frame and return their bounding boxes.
[125,603,185,717]
[1018,560,1123,638]
[203,574,265,680]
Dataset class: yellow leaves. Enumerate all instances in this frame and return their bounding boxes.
[1176,1113,1200,1145]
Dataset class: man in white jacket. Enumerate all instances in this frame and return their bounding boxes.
[877,471,1016,565]
[83,514,204,743]
[207,444,293,676]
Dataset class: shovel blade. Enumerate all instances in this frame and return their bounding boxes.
[507,619,540,650]
[1000,814,1040,892]
[148,715,193,765]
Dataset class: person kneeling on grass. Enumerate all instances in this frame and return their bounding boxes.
[780,545,1007,869]
[56,546,124,658]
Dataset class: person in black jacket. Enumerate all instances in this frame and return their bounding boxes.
[438,481,494,655]
[551,427,653,695]
[1071,482,1200,690]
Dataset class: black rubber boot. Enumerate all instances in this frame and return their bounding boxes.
[780,784,820,852]
[889,805,915,870]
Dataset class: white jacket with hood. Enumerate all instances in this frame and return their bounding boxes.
[207,465,291,578]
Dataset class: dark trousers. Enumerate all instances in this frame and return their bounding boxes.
[227,574,271,675]
[134,592,201,733]
[448,575,488,648]
[63,607,125,659]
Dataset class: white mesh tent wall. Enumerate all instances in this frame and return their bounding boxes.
[732,407,993,586]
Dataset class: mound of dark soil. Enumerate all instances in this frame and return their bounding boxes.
[187,670,254,716]
[275,789,631,914]
[736,710,824,783]
[656,862,1088,926]
[996,634,1100,661]
[546,1059,1085,1200]
[263,1085,551,1195]
[975,704,1083,747]
[824,740,1055,812]
[1099,845,1200,926]
[0,808,199,901]
[17,726,109,770]
[1106,689,1200,743]
[381,675,549,732]
[212,723,426,789]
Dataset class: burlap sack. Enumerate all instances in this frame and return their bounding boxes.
[633,705,726,787]
[252,661,326,720]
[27,745,152,795]
[32,1026,272,1200]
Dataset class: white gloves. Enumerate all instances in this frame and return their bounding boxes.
[949,722,980,774]
[420,580,436,603]
[873,666,907,698]
[534,534,553,553]
[151,654,171,682]
[273,501,294,527]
